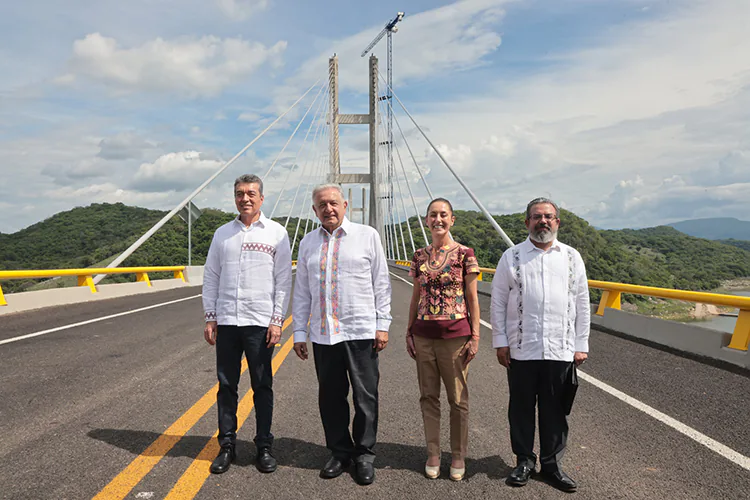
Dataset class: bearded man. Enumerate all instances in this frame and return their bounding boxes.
[490,197,590,493]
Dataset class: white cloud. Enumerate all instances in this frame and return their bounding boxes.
[215,0,269,21]
[131,151,226,192]
[60,33,287,97]
[97,132,158,160]
[48,182,175,206]
[384,0,750,229]
[237,111,262,122]
[41,158,110,182]
[272,0,511,112]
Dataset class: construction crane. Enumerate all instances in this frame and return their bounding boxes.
[361,12,404,257]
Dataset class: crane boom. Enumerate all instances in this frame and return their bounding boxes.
[361,28,388,57]
[360,12,405,57]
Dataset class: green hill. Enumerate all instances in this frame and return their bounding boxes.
[718,239,750,252]
[1,204,749,301]
[399,210,750,298]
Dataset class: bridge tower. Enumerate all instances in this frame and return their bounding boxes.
[327,55,382,236]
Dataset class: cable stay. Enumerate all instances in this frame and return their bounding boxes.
[94,79,322,284]
[270,85,330,219]
[291,147,328,255]
[283,98,329,229]
[383,93,434,199]
[377,98,428,246]
[377,71,514,249]
[262,81,327,181]
[290,160,320,255]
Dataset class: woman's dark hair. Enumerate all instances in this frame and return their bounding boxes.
[425,197,454,217]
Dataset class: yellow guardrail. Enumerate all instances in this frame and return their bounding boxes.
[0,266,186,306]
[588,280,750,351]
[392,261,750,351]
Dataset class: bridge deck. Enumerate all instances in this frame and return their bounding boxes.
[1,267,749,499]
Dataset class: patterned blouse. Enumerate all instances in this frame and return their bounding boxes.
[408,244,480,339]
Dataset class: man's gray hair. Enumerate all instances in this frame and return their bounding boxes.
[234,174,263,195]
[312,183,344,202]
[526,197,560,219]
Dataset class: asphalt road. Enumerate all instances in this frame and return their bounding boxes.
[1,267,749,499]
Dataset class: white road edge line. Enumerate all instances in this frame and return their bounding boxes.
[389,269,750,472]
[0,294,203,346]
[2,270,298,347]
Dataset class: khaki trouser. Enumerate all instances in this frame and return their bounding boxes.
[414,335,470,459]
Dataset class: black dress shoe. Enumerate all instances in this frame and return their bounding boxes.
[320,456,350,479]
[210,446,236,474]
[540,470,577,492]
[354,461,375,485]
[506,464,535,486]
[256,447,277,473]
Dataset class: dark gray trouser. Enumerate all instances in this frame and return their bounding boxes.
[313,339,379,464]
[216,325,274,450]
[507,359,573,472]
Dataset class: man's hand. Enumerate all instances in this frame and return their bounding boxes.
[459,336,479,367]
[293,342,308,360]
[405,334,416,359]
[574,351,588,366]
[266,324,282,348]
[496,346,510,368]
[374,330,388,352]
[204,321,218,345]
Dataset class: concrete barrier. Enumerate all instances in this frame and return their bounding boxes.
[592,308,749,370]
[0,275,199,316]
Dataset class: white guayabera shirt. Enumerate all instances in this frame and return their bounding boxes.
[490,237,590,362]
[293,217,392,345]
[202,212,293,328]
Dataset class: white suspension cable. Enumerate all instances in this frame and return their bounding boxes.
[393,178,408,260]
[377,117,398,260]
[378,71,514,248]
[270,85,329,218]
[378,98,428,245]
[262,82,327,181]
[303,153,328,237]
[284,97,329,228]
[394,168,416,254]
[291,147,328,255]
[376,101,403,261]
[94,79,321,284]
[385,95,434,199]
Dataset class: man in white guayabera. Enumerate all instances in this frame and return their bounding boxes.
[292,184,392,486]
[491,197,590,493]
[202,174,292,475]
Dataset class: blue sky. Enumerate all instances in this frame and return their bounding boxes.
[2,0,749,233]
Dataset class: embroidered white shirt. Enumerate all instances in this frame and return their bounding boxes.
[490,237,590,361]
[292,217,392,345]
[202,212,292,328]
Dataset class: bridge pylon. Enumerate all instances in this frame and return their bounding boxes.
[327,55,381,236]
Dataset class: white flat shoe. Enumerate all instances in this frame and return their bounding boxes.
[425,464,440,479]
[449,466,465,481]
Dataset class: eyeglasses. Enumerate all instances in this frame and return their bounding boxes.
[529,213,558,221]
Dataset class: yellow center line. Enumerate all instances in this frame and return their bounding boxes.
[93,317,293,500]
[165,331,296,499]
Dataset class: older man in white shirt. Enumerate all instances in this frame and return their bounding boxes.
[491,197,590,493]
[293,184,392,486]
[202,174,292,475]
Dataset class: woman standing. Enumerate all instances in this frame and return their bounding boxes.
[406,198,481,481]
